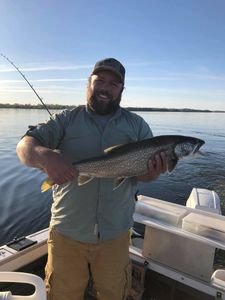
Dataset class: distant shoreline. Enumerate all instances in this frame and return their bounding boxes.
[0,103,224,113]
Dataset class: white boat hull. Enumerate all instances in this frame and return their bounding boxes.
[1,188,225,299]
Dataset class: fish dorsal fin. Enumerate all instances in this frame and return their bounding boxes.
[104,144,124,154]
[78,175,94,186]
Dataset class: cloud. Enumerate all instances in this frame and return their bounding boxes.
[0,78,87,83]
[34,78,87,82]
[0,87,83,94]
[0,64,93,73]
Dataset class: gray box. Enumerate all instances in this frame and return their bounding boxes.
[182,213,225,243]
[142,226,215,282]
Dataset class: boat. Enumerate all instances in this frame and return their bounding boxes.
[0,188,225,300]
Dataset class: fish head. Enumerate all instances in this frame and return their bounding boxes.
[174,137,205,159]
[165,136,204,172]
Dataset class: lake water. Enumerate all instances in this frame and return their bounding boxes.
[0,108,225,245]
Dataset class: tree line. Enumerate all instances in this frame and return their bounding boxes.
[0,103,224,113]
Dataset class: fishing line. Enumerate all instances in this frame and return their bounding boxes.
[0,53,52,116]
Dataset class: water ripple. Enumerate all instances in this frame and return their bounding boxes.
[1,109,225,245]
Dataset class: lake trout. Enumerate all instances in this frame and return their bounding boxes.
[41,135,204,192]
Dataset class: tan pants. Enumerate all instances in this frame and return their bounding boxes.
[45,228,131,300]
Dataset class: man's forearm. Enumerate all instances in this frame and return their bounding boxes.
[16,135,52,169]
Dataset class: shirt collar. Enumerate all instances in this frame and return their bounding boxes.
[85,104,121,119]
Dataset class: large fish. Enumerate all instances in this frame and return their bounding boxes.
[41,135,204,192]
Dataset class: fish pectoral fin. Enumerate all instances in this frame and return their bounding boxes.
[78,175,94,186]
[167,157,178,172]
[113,177,127,190]
[41,177,54,192]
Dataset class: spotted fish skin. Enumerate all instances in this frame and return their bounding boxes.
[75,135,204,178]
[41,135,204,192]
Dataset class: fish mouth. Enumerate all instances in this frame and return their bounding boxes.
[193,140,205,154]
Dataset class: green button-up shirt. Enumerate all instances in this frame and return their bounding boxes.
[27,105,153,243]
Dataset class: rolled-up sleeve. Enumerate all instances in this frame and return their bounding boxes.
[138,118,153,140]
[25,110,70,149]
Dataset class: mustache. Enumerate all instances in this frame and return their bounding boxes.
[95,91,112,98]
[86,85,123,115]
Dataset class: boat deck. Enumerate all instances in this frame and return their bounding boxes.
[1,191,225,299]
[0,255,215,300]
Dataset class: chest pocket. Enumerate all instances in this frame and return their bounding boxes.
[56,113,139,163]
[57,119,102,162]
[102,121,139,150]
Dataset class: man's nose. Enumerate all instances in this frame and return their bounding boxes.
[100,82,110,92]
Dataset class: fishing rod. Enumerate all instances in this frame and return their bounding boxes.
[0,53,52,116]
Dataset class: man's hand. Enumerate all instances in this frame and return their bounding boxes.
[42,151,78,185]
[137,152,167,182]
[16,135,77,186]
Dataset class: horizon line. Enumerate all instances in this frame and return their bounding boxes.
[0,103,224,113]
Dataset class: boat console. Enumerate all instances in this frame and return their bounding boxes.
[131,188,225,298]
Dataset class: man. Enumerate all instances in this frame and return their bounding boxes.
[16,58,167,300]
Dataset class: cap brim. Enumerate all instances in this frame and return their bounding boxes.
[92,66,124,83]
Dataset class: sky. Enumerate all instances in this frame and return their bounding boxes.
[0,0,225,111]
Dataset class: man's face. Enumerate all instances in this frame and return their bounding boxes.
[87,70,124,115]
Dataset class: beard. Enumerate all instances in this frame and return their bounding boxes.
[87,87,122,115]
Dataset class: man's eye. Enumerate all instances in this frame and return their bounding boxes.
[112,82,119,88]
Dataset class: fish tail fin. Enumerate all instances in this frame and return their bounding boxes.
[41,177,54,192]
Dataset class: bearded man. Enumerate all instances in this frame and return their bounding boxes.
[16,58,166,300]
